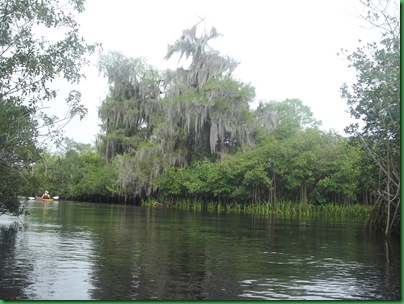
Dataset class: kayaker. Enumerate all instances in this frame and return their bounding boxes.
[41,190,50,199]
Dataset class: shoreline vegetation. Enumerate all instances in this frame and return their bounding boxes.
[141,199,373,218]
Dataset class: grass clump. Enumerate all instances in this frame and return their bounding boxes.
[142,198,372,218]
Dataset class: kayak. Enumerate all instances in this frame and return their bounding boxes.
[37,198,54,202]
[42,198,54,202]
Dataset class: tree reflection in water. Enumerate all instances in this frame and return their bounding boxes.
[0,222,33,300]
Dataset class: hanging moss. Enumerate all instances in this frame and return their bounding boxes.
[97,23,261,199]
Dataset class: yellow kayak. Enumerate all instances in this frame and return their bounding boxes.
[37,198,54,202]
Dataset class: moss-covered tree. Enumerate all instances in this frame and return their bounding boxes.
[98,23,257,201]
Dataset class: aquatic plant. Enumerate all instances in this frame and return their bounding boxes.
[142,198,372,219]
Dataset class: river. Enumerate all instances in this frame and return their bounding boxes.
[0,200,400,300]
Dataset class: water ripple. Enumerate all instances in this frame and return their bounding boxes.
[239,255,389,300]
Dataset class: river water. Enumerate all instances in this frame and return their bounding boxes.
[0,200,400,300]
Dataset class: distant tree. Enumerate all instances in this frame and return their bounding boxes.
[0,0,99,215]
[254,98,321,138]
[24,138,118,202]
[340,0,400,235]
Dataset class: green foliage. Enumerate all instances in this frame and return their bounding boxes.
[23,139,118,201]
[253,129,363,205]
[0,0,99,214]
[0,100,42,214]
[339,0,400,235]
[201,77,255,108]
[309,139,363,204]
[0,101,40,165]
[254,98,321,138]
[0,0,97,106]
[70,151,118,198]
[157,124,366,207]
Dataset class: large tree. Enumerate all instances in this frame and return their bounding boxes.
[340,0,400,235]
[98,23,257,200]
[0,0,98,215]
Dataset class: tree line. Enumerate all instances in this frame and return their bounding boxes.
[24,100,373,207]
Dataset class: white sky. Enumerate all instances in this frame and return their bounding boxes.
[50,0,390,147]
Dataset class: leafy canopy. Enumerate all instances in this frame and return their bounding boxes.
[0,0,99,215]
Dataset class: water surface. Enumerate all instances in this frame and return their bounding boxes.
[0,200,400,300]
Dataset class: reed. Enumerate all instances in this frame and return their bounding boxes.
[142,198,372,218]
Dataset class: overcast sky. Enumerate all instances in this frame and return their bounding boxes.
[50,0,390,148]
